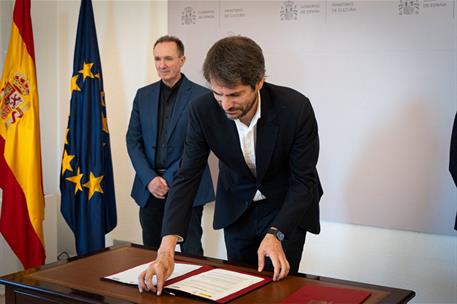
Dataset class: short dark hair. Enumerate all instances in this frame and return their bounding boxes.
[203,36,265,89]
[153,35,185,56]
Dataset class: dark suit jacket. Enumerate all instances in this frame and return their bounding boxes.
[126,75,214,208]
[163,82,323,239]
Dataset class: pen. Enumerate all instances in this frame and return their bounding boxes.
[163,290,176,296]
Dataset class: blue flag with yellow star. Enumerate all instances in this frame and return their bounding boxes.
[60,0,117,256]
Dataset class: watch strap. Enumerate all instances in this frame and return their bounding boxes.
[267,227,285,241]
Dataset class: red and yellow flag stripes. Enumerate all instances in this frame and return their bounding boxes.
[0,0,45,268]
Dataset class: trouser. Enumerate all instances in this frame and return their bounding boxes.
[139,195,204,256]
[223,201,306,274]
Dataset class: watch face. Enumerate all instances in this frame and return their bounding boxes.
[276,231,285,241]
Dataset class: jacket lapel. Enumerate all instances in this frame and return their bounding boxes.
[213,104,253,176]
[144,82,160,145]
[166,75,191,142]
[255,87,278,183]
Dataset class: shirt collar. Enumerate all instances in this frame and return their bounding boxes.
[161,73,183,93]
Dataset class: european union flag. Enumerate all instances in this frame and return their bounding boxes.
[60,0,117,256]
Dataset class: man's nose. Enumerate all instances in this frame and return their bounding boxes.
[158,59,167,69]
[220,97,233,110]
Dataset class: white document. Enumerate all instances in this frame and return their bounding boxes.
[166,268,264,301]
[104,262,202,286]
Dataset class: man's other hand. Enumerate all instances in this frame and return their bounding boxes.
[257,234,290,281]
[147,176,169,199]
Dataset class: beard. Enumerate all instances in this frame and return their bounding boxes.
[224,93,258,121]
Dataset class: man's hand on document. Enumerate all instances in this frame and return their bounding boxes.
[137,235,178,295]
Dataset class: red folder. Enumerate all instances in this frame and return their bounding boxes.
[281,284,371,304]
[103,262,271,303]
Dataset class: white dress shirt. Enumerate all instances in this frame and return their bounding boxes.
[234,92,266,202]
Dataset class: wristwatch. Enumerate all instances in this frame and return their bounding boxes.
[267,227,285,241]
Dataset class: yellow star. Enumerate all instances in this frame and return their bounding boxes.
[61,149,75,176]
[101,113,109,134]
[94,73,100,79]
[71,75,80,92]
[64,128,69,145]
[66,167,84,194]
[83,172,104,200]
[100,91,105,107]
[79,62,95,81]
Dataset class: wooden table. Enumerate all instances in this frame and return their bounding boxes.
[0,243,415,303]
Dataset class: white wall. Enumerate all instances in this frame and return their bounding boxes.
[1,1,456,303]
[168,0,457,236]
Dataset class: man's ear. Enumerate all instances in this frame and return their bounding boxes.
[256,78,265,91]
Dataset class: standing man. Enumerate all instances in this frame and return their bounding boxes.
[138,36,323,294]
[126,36,214,255]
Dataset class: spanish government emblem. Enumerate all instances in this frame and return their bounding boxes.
[1,73,31,128]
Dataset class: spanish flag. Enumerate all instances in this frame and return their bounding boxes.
[0,0,45,268]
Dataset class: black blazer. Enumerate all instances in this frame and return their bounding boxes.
[163,82,322,238]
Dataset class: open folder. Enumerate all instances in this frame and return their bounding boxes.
[103,261,272,303]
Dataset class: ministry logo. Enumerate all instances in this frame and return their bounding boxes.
[181,6,196,25]
[398,0,420,15]
[280,1,298,21]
